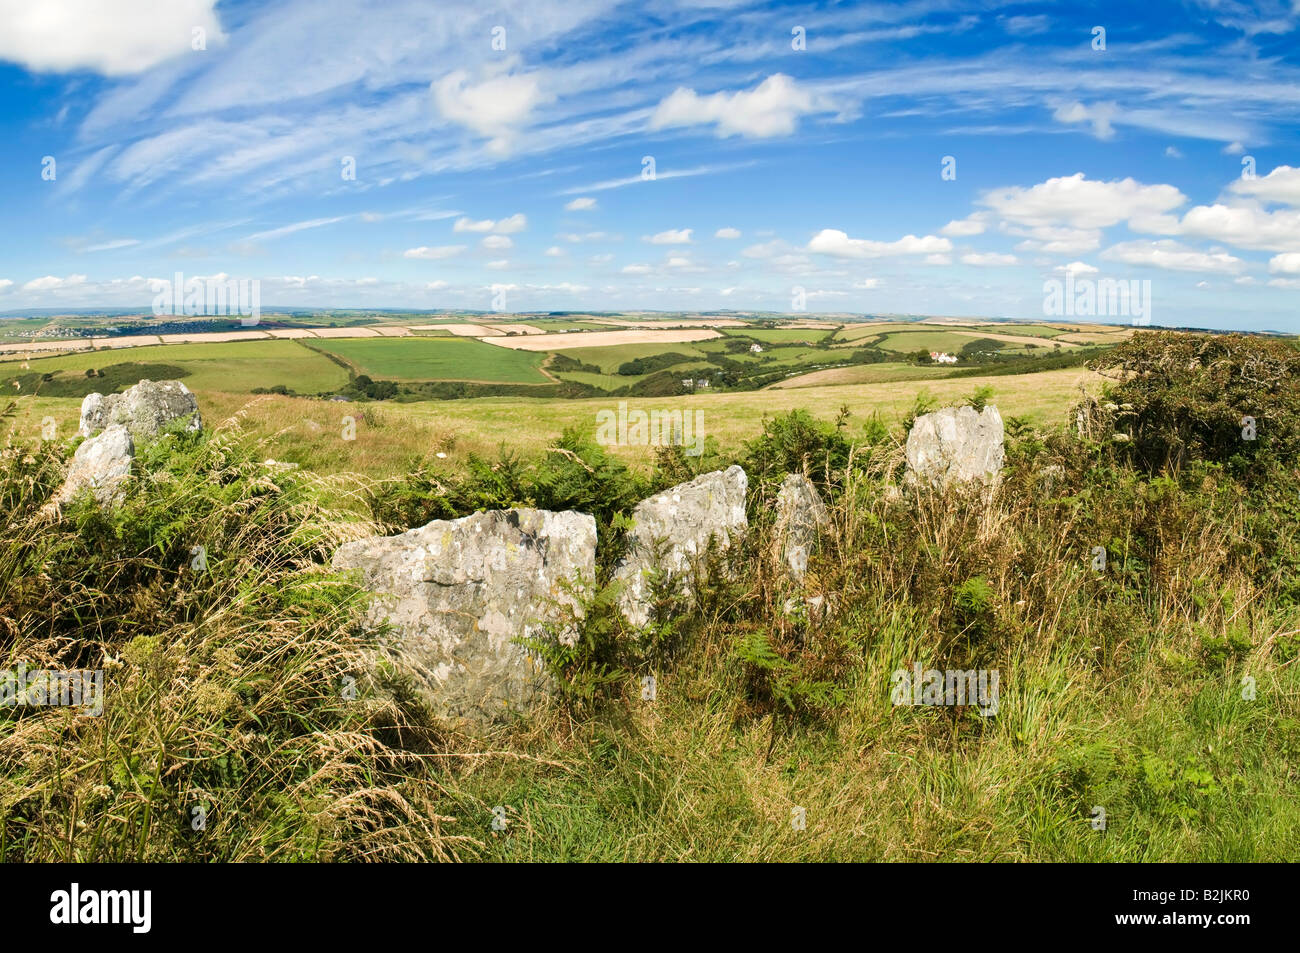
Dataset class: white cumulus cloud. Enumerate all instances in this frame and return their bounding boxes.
[941,217,987,237]
[22,274,87,292]
[432,69,551,154]
[981,173,1187,231]
[646,228,693,245]
[403,245,466,260]
[650,74,833,139]
[808,229,952,259]
[454,213,526,234]
[961,252,1018,266]
[0,0,224,76]
[1230,165,1300,206]
[1099,239,1244,274]
[1268,252,1300,274]
[1057,261,1099,275]
[1174,203,1300,252]
[1053,101,1119,140]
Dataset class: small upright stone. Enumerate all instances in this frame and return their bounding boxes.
[614,465,748,627]
[905,405,1005,489]
[55,424,134,506]
[49,379,204,512]
[773,473,828,584]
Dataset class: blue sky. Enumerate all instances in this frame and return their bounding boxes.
[1,0,1298,330]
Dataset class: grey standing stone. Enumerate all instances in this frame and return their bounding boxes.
[1039,464,1067,495]
[614,465,748,627]
[905,405,1005,489]
[80,379,202,442]
[774,473,828,584]
[55,424,134,506]
[48,379,204,512]
[332,508,597,724]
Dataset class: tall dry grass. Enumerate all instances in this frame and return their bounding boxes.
[0,405,484,861]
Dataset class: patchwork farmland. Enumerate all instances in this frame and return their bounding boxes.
[1,311,1137,478]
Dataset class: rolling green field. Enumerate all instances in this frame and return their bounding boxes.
[830,322,914,343]
[722,327,835,344]
[752,345,849,366]
[309,337,550,383]
[1,339,350,393]
[874,330,987,353]
[557,341,712,373]
[769,361,961,389]
[972,323,1066,338]
[0,362,1102,482]
[0,315,1118,418]
[210,364,1101,476]
[556,362,717,390]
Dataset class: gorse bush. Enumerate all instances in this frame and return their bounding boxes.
[742,408,854,497]
[1088,330,1300,473]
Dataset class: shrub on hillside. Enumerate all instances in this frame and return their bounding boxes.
[1087,331,1300,472]
[367,428,654,576]
[548,353,603,375]
[742,409,853,497]
[620,369,691,397]
[615,352,695,376]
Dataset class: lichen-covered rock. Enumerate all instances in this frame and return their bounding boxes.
[332,508,597,724]
[47,379,203,512]
[905,405,1005,489]
[782,593,835,624]
[80,380,202,442]
[614,465,748,627]
[1038,463,1067,496]
[55,424,134,506]
[774,473,828,584]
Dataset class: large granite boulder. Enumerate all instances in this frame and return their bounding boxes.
[774,473,828,584]
[80,379,202,442]
[332,508,597,724]
[54,424,134,506]
[905,405,1005,489]
[614,465,748,627]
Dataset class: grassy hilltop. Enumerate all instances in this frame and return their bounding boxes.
[1,324,1298,861]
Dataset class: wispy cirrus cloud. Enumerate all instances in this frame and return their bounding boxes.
[246,216,348,243]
